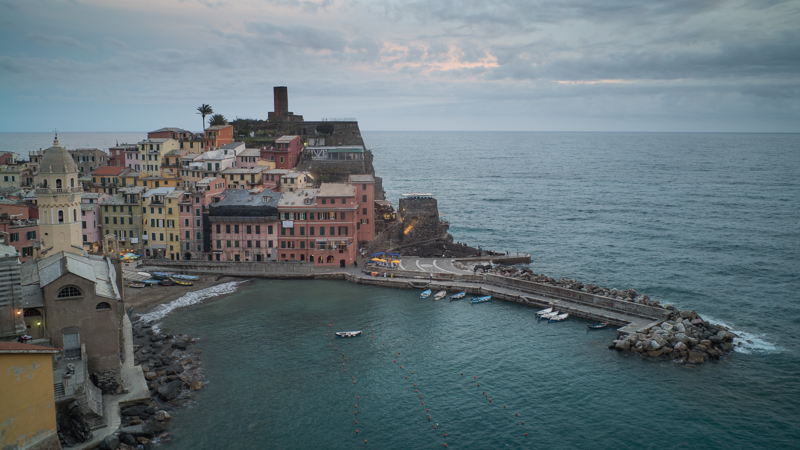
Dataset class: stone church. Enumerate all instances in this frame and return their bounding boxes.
[19,136,124,393]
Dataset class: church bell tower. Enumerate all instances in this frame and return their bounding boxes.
[36,135,84,257]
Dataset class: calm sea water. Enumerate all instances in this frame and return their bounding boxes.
[2,131,798,448]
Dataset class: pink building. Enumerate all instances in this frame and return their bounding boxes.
[350,174,376,243]
[80,192,110,251]
[236,148,262,169]
[109,144,140,169]
[179,177,226,260]
[276,183,359,267]
[0,201,38,261]
[261,135,302,170]
[207,188,280,262]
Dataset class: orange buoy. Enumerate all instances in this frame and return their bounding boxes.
[411,371,414,374]
[434,425,437,429]
[356,430,359,433]
[419,395,422,399]
[335,347,337,350]
[444,444,447,447]
[400,365,403,368]
[329,324,331,326]
[355,420,357,424]
[522,421,524,424]
[414,383,416,386]
[416,389,418,392]
[352,376,355,379]
[525,433,528,437]
[426,408,428,412]
[477,383,480,386]
[405,376,408,379]
[516,413,518,416]
[428,416,431,420]
[355,411,357,415]
[444,433,447,437]
[394,359,396,362]
[482,391,485,394]
[329,343,332,346]
[357,396,360,399]
[365,439,367,443]
[504,405,506,408]
[474,376,477,379]
[489,399,492,402]
[345,369,347,372]
[355,404,358,407]
[354,381,357,384]
[422,402,424,405]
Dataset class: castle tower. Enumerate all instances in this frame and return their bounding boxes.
[36,136,84,257]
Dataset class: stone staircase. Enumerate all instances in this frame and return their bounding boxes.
[76,395,106,431]
[54,382,65,399]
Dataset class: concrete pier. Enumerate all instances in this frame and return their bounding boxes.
[137,260,668,335]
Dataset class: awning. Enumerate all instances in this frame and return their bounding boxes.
[326,148,363,153]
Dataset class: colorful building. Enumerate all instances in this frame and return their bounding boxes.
[100,186,146,253]
[207,188,280,262]
[350,174,376,243]
[108,143,138,168]
[80,192,109,252]
[69,148,108,175]
[220,167,269,190]
[138,138,180,177]
[236,148,262,168]
[0,342,62,450]
[148,127,193,141]
[204,124,234,150]
[178,177,226,260]
[261,135,303,169]
[0,201,38,261]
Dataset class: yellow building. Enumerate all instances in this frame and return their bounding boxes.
[142,187,183,259]
[100,186,146,253]
[0,342,62,450]
[134,177,180,189]
[138,138,180,177]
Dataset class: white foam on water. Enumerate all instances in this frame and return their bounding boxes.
[702,316,781,354]
[137,281,246,329]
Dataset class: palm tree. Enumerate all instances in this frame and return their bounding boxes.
[196,104,213,130]
[208,114,227,126]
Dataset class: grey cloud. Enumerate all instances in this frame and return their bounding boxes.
[27,33,90,49]
[102,37,130,51]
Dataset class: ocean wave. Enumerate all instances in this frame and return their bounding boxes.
[137,281,246,328]
[703,316,780,354]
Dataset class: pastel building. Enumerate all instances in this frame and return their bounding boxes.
[80,192,110,251]
[138,138,180,177]
[220,166,269,190]
[108,143,139,168]
[350,174,376,243]
[261,135,302,169]
[204,124,234,150]
[207,188,281,262]
[236,148,262,168]
[178,177,226,260]
[276,183,359,266]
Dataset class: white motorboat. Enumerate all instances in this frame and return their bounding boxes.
[536,307,553,317]
[335,331,362,338]
[549,313,569,322]
[540,311,559,320]
[433,290,447,300]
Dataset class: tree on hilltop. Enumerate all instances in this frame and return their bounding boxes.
[197,104,213,130]
[208,114,228,126]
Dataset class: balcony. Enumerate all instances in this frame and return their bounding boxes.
[36,187,83,195]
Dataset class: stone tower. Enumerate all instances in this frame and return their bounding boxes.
[36,135,84,257]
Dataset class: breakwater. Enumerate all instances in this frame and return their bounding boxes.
[139,259,734,364]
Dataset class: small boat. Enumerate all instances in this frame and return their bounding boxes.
[137,272,151,278]
[141,279,160,286]
[471,296,492,303]
[170,278,194,286]
[152,272,174,280]
[549,313,569,322]
[587,322,610,330]
[420,289,432,298]
[126,281,145,288]
[540,311,559,320]
[171,274,199,281]
[159,279,175,286]
[335,331,362,338]
[536,307,553,317]
[433,290,447,300]
[450,291,466,300]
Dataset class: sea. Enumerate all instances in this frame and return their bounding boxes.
[2,131,798,448]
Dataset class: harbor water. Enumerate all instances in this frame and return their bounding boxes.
[2,131,799,448]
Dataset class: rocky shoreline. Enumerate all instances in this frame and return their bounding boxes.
[98,321,206,450]
[489,265,737,364]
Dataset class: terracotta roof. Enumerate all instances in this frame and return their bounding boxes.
[0,342,61,353]
[92,166,125,176]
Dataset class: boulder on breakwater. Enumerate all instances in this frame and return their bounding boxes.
[610,307,737,364]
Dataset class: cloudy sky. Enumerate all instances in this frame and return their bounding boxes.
[1,0,798,132]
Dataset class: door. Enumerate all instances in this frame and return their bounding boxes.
[64,332,80,359]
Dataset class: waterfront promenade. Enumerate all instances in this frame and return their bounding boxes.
[134,257,669,336]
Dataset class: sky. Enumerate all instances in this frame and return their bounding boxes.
[0,0,798,132]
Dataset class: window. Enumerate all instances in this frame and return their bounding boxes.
[310,227,315,236]
[338,226,348,235]
[9,233,18,242]
[256,225,261,235]
[342,198,346,204]
[281,241,286,248]
[363,184,367,190]
[58,210,64,223]
[362,195,367,202]
[300,227,305,236]
[96,302,111,310]
[300,241,305,249]
[226,224,231,233]
[268,240,273,248]
[256,241,261,248]
[216,240,221,249]
[247,240,252,248]
[320,227,325,236]
[267,225,272,234]
[246,225,251,234]
[216,224,221,233]
[57,286,82,299]
[27,230,36,239]
[234,225,239,234]
[322,199,326,205]
[363,208,367,215]
[226,240,231,248]
[330,227,335,236]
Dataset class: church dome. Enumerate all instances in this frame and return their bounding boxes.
[39,136,78,174]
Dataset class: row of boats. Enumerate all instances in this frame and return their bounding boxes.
[419,289,491,304]
[535,306,569,322]
[126,272,199,288]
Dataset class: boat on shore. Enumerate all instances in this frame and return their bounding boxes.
[536,307,553,317]
[540,311,559,320]
[170,278,194,286]
[471,296,491,303]
[587,322,610,330]
[137,272,151,278]
[433,290,447,300]
[335,331,362,338]
[450,291,466,300]
[420,289,432,298]
[171,274,199,281]
[550,313,569,322]
[141,279,160,286]
[152,271,174,280]
[159,279,175,286]
[126,281,146,288]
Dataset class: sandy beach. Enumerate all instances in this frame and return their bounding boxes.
[123,264,240,314]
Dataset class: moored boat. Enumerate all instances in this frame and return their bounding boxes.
[536,307,553,317]
[433,290,447,300]
[420,289,432,298]
[587,322,610,330]
[450,291,466,300]
[471,296,492,303]
[335,331,362,338]
[540,311,559,320]
[549,313,569,322]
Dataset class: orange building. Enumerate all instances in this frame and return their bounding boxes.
[204,125,234,150]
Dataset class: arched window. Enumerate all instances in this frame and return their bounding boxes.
[57,286,82,299]
[58,210,64,223]
[73,209,77,221]
[70,178,75,187]
[56,179,62,189]
[42,179,48,188]
[95,302,111,311]
[23,308,42,317]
